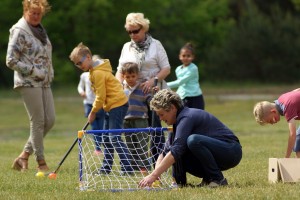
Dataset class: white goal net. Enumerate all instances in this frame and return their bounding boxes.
[78,127,174,192]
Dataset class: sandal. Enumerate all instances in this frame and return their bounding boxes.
[37,160,49,172]
[12,157,28,172]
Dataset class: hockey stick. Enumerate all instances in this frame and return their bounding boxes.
[151,77,159,127]
[47,122,89,179]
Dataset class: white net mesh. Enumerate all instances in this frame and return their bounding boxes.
[78,127,173,192]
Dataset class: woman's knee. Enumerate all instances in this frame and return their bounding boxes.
[187,134,202,150]
[46,117,55,131]
[42,116,55,135]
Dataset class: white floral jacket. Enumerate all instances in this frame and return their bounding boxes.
[6,17,54,89]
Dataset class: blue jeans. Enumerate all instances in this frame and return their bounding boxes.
[84,104,105,151]
[101,103,133,172]
[183,134,242,181]
[294,127,300,152]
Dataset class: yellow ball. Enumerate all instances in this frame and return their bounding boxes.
[35,172,45,178]
[151,180,161,188]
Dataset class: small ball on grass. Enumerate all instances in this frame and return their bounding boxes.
[151,180,162,188]
[35,171,45,178]
[48,172,57,180]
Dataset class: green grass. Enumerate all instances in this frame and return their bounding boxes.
[1,85,300,200]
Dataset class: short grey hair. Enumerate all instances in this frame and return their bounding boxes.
[150,89,183,112]
[125,12,150,32]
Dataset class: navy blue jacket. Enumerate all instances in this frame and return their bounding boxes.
[164,107,240,162]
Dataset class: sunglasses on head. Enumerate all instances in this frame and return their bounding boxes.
[127,27,142,35]
[75,55,87,67]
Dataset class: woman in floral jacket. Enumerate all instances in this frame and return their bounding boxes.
[6,0,55,172]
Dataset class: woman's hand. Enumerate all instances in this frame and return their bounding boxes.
[31,65,46,81]
[138,174,158,188]
[141,79,153,94]
[142,77,159,94]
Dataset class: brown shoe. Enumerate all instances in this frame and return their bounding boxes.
[12,157,28,172]
[37,160,49,172]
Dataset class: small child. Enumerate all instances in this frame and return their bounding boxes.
[69,42,133,175]
[253,88,300,158]
[78,71,105,155]
[121,62,152,172]
[167,42,205,110]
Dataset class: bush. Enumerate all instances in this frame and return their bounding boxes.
[206,3,300,83]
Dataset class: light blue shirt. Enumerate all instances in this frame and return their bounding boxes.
[167,63,202,99]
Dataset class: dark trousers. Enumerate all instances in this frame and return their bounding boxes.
[183,134,242,181]
[183,94,205,110]
[147,108,165,165]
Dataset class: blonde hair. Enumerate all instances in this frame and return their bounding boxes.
[69,42,92,63]
[23,0,51,16]
[150,89,183,112]
[125,13,150,32]
[253,101,275,125]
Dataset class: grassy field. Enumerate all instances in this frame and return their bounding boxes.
[1,84,300,200]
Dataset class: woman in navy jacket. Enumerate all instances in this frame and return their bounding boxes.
[139,89,242,188]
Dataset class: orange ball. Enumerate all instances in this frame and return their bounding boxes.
[48,172,57,180]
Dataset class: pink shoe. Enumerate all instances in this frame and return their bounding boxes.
[140,168,148,175]
[94,150,102,156]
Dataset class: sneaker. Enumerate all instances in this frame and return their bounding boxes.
[120,171,134,176]
[94,150,102,156]
[170,182,178,189]
[208,178,228,188]
[140,168,148,175]
[197,179,209,187]
[98,168,111,175]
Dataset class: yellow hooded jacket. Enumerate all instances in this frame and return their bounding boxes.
[89,59,128,112]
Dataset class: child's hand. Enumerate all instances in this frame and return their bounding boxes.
[79,92,86,98]
[88,112,96,123]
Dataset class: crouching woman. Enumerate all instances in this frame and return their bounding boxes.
[139,89,242,188]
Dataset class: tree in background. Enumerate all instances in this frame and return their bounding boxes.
[1,0,300,88]
[0,0,231,87]
[206,0,300,83]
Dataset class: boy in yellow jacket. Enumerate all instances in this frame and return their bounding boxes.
[70,43,133,175]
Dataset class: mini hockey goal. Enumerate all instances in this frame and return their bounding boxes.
[78,127,173,192]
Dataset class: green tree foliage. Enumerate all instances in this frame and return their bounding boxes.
[0,0,233,88]
[1,0,300,88]
[0,1,23,87]
[206,0,300,83]
[292,0,300,10]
